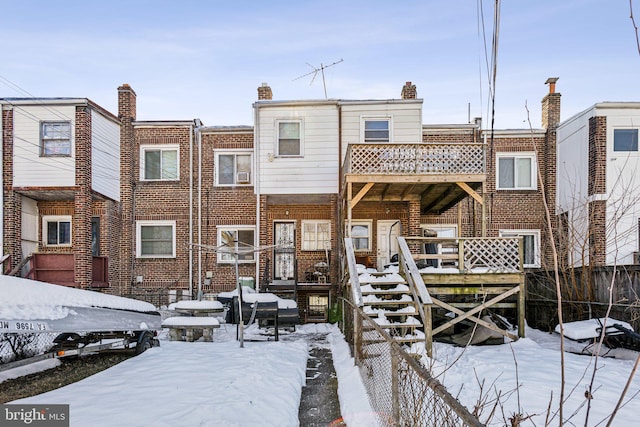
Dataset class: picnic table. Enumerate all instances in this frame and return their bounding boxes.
[170,300,224,317]
[162,316,220,342]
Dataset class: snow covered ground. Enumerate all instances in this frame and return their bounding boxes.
[3,277,640,426]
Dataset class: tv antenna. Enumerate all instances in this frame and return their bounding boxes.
[293,58,343,99]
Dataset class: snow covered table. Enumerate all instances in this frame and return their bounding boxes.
[162,316,220,342]
[169,300,224,317]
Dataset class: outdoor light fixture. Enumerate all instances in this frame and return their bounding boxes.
[205,271,213,279]
[136,275,143,283]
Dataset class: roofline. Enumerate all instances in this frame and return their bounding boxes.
[487,129,547,137]
[0,98,119,124]
[201,125,253,134]
[133,120,194,127]
[253,98,423,109]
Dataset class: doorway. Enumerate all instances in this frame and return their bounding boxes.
[273,221,295,280]
[376,220,401,270]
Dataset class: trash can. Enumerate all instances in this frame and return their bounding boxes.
[238,276,255,289]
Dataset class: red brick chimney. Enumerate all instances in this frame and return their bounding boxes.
[541,77,560,129]
[118,83,137,121]
[258,82,273,100]
[401,81,417,99]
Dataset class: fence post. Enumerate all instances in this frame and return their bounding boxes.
[354,307,361,366]
[391,346,400,424]
[424,304,433,357]
[458,239,465,272]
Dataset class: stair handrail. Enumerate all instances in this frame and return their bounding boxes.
[397,237,432,305]
[343,237,364,307]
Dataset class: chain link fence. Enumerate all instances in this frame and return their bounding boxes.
[341,297,484,427]
[0,333,58,365]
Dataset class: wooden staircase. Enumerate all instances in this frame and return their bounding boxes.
[359,271,425,350]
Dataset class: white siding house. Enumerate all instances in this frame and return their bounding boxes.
[254,101,340,195]
[557,102,640,266]
[91,109,120,201]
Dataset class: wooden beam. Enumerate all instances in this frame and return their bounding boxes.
[456,182,483,205]
[380,183,391,200]
[401,184,416,200]
[351,182,374,209]
[422,186,456,213]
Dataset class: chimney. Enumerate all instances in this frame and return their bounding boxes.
[258,82,273,100]
[401,81,417,99]
[118,83,137,121]
[541,77,561,129]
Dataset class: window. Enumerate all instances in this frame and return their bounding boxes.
[302,221,331,251]
[497,153,536,190]
[499,229,541,268]
[216,151,252,185]
[136,221,176,258]
[277,121,302,156]
[41,121,71,156]
[613,129,638,152]
[348,221,372,251]
[363,118,390,143]
[217,226,256,263]
[43,216,71,246]
[141,145,179,180]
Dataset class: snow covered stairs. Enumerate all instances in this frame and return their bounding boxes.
[359,271,425,351]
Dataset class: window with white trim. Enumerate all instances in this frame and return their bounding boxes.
[348,220,372,251]
[215,151,252,186]
[499,229,541,268]
[302,220,331,251]
[496,152,536,190]
[140,145,179,181]
[363,118,390,143]
[276,121,302,156]
[136,221,176,258]
[613,129,638,152]
[43,216,72,246]
[217,226,256,263]
[41,121,71,157]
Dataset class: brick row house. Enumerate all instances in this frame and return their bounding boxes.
[4,79,638,326]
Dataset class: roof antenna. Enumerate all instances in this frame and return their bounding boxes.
[293,59,343,99]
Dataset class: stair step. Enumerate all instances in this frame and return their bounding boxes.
[361,289,411,295]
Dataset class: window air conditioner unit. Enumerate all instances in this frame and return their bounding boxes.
[634,252,640,265]
[236,172,250,183]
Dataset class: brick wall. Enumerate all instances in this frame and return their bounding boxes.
[588,200,607,266]
[2,107,21,271]
[588,116,607,196]
[74,106,92,288]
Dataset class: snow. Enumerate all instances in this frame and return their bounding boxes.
[168,300,223,311]
[161,316,220,327]
[555,317,634,341]
[242,292,298,309]
[0,276,156,320]
[3,278,640,426]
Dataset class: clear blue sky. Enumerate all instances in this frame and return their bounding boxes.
[1,0,638,129]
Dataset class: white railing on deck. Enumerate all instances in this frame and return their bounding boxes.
[344,238,363,307]
[344,143,485,175]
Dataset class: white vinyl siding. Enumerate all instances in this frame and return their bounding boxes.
[256,104,339,195]
[140,145,179,181]
[217,226,256,263]
[91,110,120,201]
[136,221,176,258]
[302,220,331,251]
[12,105,76,187]
[340,101,423,162]
[496,152,537,190]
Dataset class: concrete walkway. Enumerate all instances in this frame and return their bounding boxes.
[295,332,345,427]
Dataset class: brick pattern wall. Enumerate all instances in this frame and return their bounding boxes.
[588,200,607,266]
[74,106,93,288]
[2,108,21,271]
[588,116,607,196]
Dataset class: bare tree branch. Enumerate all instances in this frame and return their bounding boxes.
[631,0,640,56]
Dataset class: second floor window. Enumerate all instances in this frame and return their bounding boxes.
[364,119,390,143]
[277,121,301,156]
[497,153,536,190]
[216,152,252,185]
[141,145,179,181]
[614,129,638,152]
[41,121,71,156]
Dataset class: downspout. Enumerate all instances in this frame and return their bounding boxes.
[0,104,3,260]
[195,119,203,299]
[188,122,194,297]
[254,105,261,290]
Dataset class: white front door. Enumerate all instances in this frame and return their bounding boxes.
[21,197,38,258]
[274,221,295,280]
[376,220,401,270]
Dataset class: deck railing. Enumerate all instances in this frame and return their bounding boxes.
[344,143,485,175]
[405,236,524,273]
